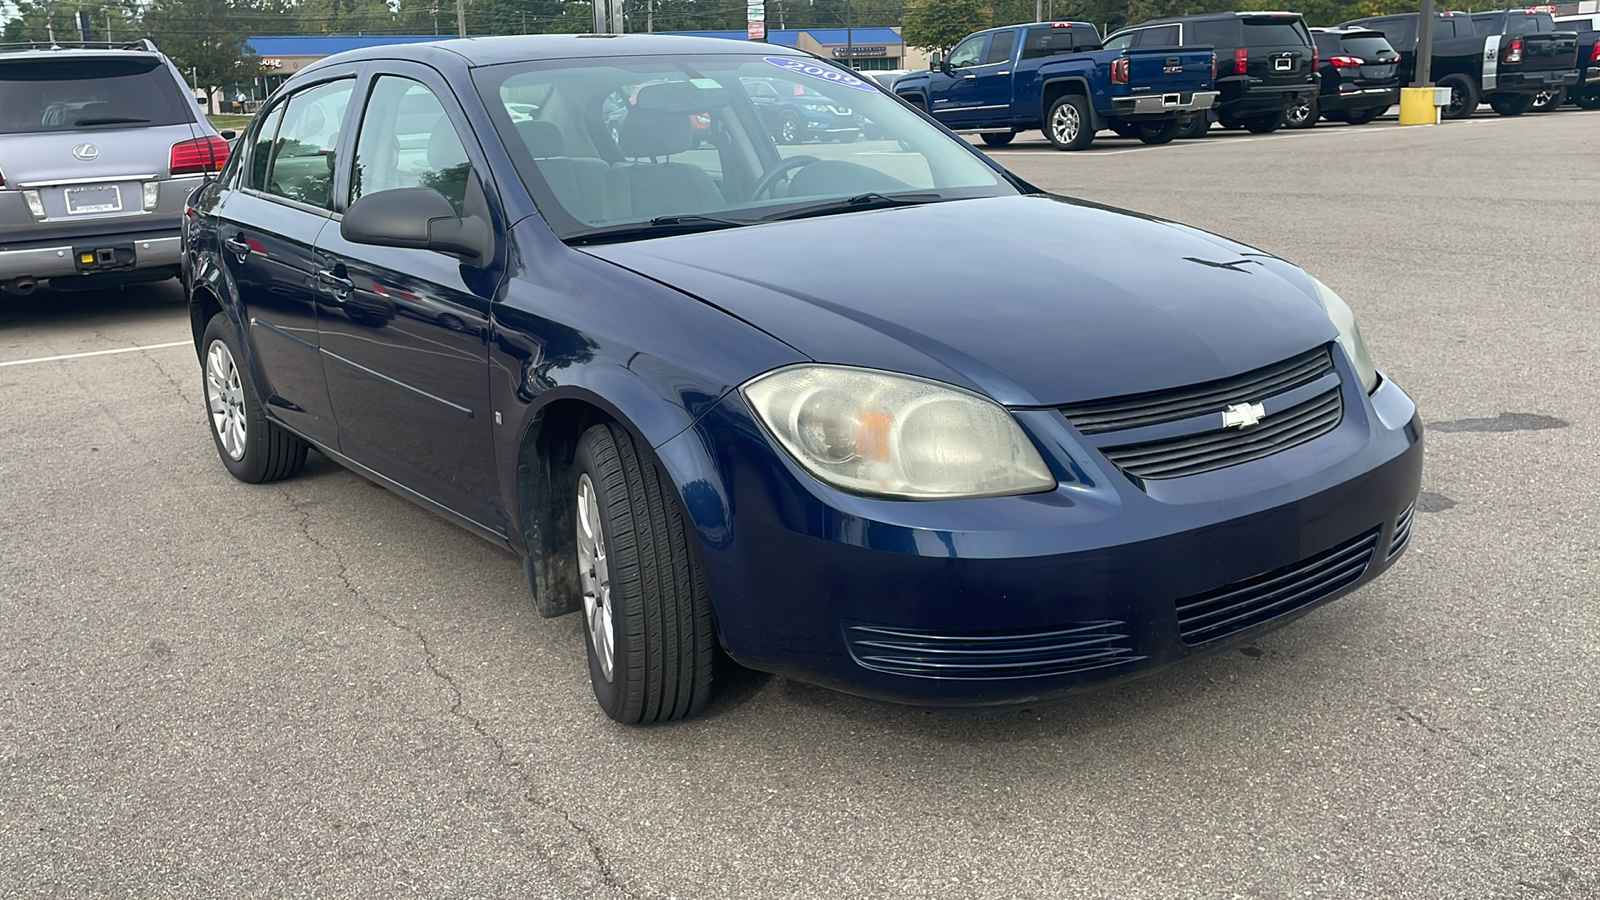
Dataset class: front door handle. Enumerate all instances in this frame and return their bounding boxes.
[962,74,977,80]
[224,235,250,256]
[316,268,353,298]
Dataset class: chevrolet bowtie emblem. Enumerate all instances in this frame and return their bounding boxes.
[1222,402,1266,429]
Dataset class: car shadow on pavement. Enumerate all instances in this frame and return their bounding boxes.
[0,280,187,331]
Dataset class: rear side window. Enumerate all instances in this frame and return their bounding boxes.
[1100,33,1134,51]
[1341,36,1396,58]
[1187,20,1238,50]
[984,30,1017,65]
[1506,14,1554,35]
[1137,25,1180,47]
[0,57,191,135]
[261,79,353,211]
[1241,18,1312,47]
[1313,33,1341,56]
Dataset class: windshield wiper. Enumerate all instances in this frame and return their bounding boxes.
[764,192,946,222]
[565,214,751,246]
[74,117,150,126]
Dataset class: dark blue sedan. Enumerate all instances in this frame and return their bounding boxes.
[182,35,1422,723]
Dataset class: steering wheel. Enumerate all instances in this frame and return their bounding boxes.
[751,155,820,200]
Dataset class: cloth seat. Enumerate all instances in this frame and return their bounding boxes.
[515,120,608,225]
[602,104,722,221]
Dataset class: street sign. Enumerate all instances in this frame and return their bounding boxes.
[747,20,766,39]
[747,4,766,19]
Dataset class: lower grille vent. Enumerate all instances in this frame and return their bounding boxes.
[1388,502,1415,561]
[1176,527,1381,645]
[844,621,1143,680]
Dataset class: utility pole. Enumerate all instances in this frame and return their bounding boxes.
[1035,0,1042,22]
[431,6,438,34]
[1414,0,1436,88]
[647,0,652,33]
[845,0,852,69]
[456,0,466,38]
[106,9,114,42]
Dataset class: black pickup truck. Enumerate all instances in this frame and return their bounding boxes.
[1340,10,1579,118]
[1553,13,1600,108]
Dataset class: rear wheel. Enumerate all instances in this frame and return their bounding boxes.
[1176,114,1210,139]
[1284,94,1319,129]
[1343,105,1388,125]
[575,422,715,724]
[1573,87,1600,110]
[201,314,307,484]
[1243,111,1285,134]
[1044,94,1095,150]
[1438,74,1478,119]
[979,131,1015,147]
[1530,88,1566,112]
[1136,118,1182,145]
[1216,113,1243,130]
[1489,92,1535,116]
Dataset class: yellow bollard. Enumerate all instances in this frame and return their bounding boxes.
[1398,86,1440,125]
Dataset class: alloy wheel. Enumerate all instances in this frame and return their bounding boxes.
[577,473,615,682]
[1051,104,1079,144]
[1286,97,1312,127]
[205,340,247,461]
[781,118,798,143]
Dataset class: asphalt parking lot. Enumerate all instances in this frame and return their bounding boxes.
[3,110,1598,898]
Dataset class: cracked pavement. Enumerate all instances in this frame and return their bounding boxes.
[3,111,1599,898]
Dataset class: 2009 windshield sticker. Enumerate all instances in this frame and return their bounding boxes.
[763,56,876,91]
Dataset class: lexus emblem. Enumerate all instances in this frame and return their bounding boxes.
[1222,402,1266,429]
[72,143,99,161]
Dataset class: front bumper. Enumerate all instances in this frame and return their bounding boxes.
[1110,90,1220,117]
[1321,85,1401,113]
[660,365,1423,708]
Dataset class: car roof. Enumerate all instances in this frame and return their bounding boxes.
[1125,11,1304,27]
[303,33,819,73]
[0,39,165,62]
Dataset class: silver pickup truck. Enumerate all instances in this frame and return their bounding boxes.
[0,40,227,295]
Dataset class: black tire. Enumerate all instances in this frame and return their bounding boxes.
[1343,106,1388,125]
[837,130,859,143]
[1284,94,1319,129]
[1489,92,1534,116]
[574,422,715,724]
[1043,94,1095,150]
[1216,114,1244,130]
[980,131,1016,147]
[1438,74,1478,119]
[1243,111,1285,134]
[1176,114,1210,139]
[200,314,307,484]
[777,111,802,144]
[1530,88,1566,112]
[1573,88,1600,110]
[1136,118,1182,145]
[1107,121,1140,139]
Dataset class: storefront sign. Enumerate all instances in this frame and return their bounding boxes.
[831,46,888,58]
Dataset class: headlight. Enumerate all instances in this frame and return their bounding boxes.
[1311,277,1379,394]
[741,365,1057,500]
[802,103,830,112]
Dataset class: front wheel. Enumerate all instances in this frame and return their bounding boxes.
[201,314,307,484]
[1135,118,1182,145]
[1243,111,1285,134]
[1343,106,1388,125]
[980,131,1015,147]
[1176,115,1210,139]
[1044,94,1095,150]
[777,111,802,144]
[1489,92,1535,116]
[574,422,715,724]
[1284,95,1319,129]
[1438,75,1478,119]
[1530,88,1566,112]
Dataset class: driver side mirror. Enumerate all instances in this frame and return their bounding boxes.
[929,51,943,72]
[341,187,490,264]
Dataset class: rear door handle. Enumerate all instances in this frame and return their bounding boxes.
[316,268,353,297]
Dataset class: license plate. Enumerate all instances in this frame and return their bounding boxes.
[64,184,121,215]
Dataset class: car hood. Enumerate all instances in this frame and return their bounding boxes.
[583,194,1338,407]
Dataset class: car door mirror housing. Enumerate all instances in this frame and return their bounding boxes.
[342,187,488,263]
[929,51,942,70]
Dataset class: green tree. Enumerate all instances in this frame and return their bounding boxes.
[902,0,990,51]
[2,1,141,43]
[142,0,258,95]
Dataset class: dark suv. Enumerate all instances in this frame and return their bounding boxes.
[1105,12,1318,136]
[1296,28,1402,127]
[0,40,227,295]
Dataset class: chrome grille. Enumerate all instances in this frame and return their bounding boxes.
[844,621,1143,680]
[1176,527,1380,645]
[1059,347,1335,434]
[1101,387,1342,480]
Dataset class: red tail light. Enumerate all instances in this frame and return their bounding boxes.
[1234,47,1248,75]
[1111,56,1130,85]
[1328,55,1365,67]
[1309,46,1317,71]
[1211,51,1218,78]
[1590,39,1600,62]
[1504,36,1524,64]
[170,136,230,175]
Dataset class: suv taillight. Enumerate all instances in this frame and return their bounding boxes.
[1504,36,1524,64]
[1110,56,1130,85]
[1591,39,1600,62]
[1329,55,1364,67]
[1310,46,1317,71]
[1234,47,1248,75]
[170,136,229,175]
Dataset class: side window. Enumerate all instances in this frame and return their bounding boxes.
[1188,20,1237,50]
[350,76,472,215]
[246,102,285,191]
[947,36,984,68]
[1101,33,1134,51]
[984,30,1017,65]
[262,79,353,211]
[1312,33,1339,56]
[1138,25,1181,47]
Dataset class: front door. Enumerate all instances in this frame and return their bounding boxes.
[214,78,355,447]
[314,68,501,529]
[927,34,988,127]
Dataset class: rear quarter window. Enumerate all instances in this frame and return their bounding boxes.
[1186,20,1239,51]
[1241,19,1312,47]
[0,56,191,134]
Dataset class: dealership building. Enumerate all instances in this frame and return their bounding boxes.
[244,27,920,100]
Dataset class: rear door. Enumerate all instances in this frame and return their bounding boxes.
[313,66,501,527]
[1240,15,1316,85]
[212,76,356,446]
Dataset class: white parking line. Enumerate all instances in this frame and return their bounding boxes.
[0,340,190,368]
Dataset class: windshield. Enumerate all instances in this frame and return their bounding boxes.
[0,57,193,134]
[472,53,1014,242]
